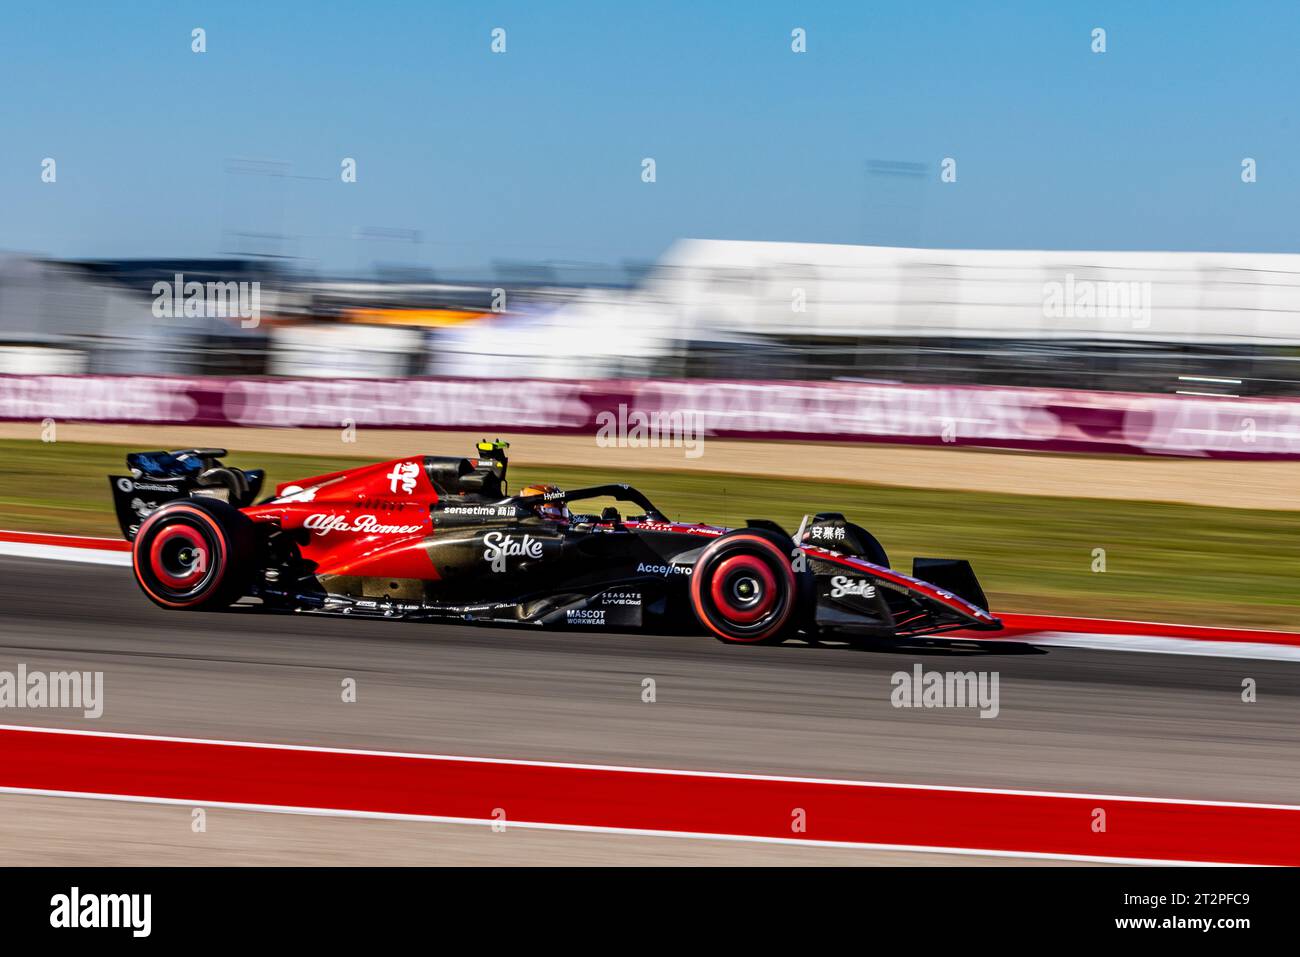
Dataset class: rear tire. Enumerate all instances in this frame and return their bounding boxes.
[132,498,255,610]
[690,530,798,644]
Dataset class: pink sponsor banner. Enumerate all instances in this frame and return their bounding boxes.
[1,375,1297,458]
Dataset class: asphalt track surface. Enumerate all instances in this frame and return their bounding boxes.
[2,555,1298,806]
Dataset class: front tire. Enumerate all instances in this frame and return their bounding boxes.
[132,498,255,610]
[690,531,798,644]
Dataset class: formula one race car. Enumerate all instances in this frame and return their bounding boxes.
[109,442,1001,644]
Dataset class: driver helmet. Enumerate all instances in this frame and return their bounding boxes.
[520,483,569,523]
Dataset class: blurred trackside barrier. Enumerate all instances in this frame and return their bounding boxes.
[1,374,1298,458]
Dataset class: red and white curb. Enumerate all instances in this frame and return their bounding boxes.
[2,528,1297,660]
[1,724,1297,865]
[954,614,1300,663]
[0,529,130,567]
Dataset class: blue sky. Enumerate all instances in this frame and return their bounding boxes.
[2,1,1297,273]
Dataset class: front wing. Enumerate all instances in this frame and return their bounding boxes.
[801,546,1002,638]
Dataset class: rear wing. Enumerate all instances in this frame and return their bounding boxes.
[108,449,264,540]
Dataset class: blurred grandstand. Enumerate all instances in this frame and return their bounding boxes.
[1,241,1298,395]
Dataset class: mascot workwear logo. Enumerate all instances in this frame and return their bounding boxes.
[483,531,544,572]
[387,461,420,494]
[304,513,425,535]
[50,887,151,937]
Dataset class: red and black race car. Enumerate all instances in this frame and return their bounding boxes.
[109,441,1001,645]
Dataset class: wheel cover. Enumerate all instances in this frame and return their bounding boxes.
[149,524,210,589]
[709,554,777,625]
[691,534,797,643]
[133,504,231,608]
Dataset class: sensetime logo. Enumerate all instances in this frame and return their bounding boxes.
[152,273,262,328]
[890,665,1000,719]
[50,887,151,937]
[0,665,103,718]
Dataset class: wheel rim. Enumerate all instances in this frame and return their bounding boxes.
[149,524,211,590]
[709,553,778,625]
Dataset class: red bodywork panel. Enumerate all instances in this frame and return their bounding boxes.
[242,456,441,580]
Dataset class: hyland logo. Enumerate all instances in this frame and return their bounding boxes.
[1042,272,1152,329]
[596,403,704,459]
[890,664,999,719]
[151,273,261,328]
[0,664,103,719]
[483,531,544,573]
[829,575,875,599]
[50,887,151,938]
[387,461,420,494]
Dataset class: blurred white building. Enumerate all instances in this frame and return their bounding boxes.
[638,239,1300,346]
[427,300,679,379]
[0,254,271,374]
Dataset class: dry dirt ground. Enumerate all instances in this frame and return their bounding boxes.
[3,422,1295,510]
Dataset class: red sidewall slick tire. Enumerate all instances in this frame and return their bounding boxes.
[690,532,797,644]
[132,501,252,611]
